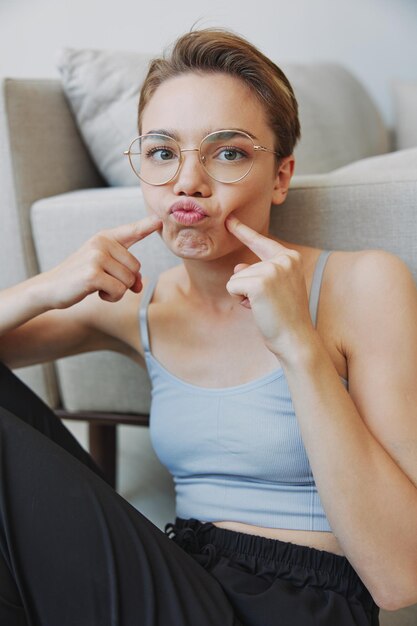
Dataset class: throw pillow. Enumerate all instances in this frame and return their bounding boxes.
[57,48,153,186]
[57,48,390,186]
[392,80,417,150]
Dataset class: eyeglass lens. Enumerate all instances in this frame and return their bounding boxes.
[128,131,256,184]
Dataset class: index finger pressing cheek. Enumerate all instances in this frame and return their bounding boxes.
[225,214,289,261]
[112,215,163,249]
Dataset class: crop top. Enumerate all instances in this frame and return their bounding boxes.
[139,250,348,532]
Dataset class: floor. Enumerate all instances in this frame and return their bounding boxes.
[64,419,176,531]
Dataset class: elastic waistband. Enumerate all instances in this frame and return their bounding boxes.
[165,517,371,600]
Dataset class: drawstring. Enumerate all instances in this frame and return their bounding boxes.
[200,543,218,570]
[164,521,219,570]
[164,524,200,552]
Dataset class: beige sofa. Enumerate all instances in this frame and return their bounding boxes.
[1,53,417,623]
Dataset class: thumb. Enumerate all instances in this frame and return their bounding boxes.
[233,263,250,275]
[228,263,252,309]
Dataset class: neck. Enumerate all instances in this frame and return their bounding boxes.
[177,229,290,312]
[179,248,258,311]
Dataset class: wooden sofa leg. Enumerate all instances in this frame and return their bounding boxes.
[89,423,117,488]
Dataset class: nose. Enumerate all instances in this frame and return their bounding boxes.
[172,149,211,197]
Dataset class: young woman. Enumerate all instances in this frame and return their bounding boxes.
[1,28,417,626]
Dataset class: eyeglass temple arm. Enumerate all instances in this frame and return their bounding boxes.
[254,145,280,157]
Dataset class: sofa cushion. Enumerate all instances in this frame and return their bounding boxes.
[31,186,180,414]
[323,145,417,181]
[57,48,389,185]
[276,148,417,284]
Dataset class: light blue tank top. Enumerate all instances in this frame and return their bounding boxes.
[139,251,348,532]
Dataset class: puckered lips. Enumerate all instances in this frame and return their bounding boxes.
[169,199,208,225]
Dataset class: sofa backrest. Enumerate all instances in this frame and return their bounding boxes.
[283,63,390,174]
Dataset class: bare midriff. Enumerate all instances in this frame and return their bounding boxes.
[211,520,345,556]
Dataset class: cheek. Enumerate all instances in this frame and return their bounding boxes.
[223,180,273,223]
[142,189,163,219]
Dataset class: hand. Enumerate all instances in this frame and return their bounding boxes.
[43,215,162,309]
[225,214,315,357]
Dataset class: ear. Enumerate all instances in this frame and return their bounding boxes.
[271,155,295,205]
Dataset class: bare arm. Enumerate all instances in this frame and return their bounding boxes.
[0,273,49,337]
[225,215,417,611]
[0,273,83,368]
[0,290,134,370]
[279,251,417,611]
[0,215,162,368]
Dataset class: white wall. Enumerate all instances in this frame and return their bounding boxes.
[1,0,416,124]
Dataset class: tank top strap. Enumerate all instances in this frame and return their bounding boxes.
[140,257,331,350]
[138,276,158,354]
[308,250,333,328]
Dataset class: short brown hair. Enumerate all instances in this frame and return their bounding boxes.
[138,28,301,157]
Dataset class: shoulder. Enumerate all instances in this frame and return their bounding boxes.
[334,248,415,317]
[329,248,417,363]
[90,265,183,360]
[70,286,144,362]
[324,248,414,305]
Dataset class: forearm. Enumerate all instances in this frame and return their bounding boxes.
[0,274,51,338]
[278,330,417,610]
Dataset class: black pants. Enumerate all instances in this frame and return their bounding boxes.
[0,361,379,626]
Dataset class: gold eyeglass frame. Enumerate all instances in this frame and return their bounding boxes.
[123,129,281,185]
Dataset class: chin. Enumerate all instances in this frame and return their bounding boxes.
[160,222,219,259]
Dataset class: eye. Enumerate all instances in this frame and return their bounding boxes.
[215,146,248,162]
[145,146,178,162]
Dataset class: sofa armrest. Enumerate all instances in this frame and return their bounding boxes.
[0,78,105,406]
[0,78,106,279]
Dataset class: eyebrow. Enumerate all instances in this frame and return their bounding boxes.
[145,129,181,140]
[144,127,259,141]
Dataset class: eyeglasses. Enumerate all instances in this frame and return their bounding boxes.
[123,129,281,185]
